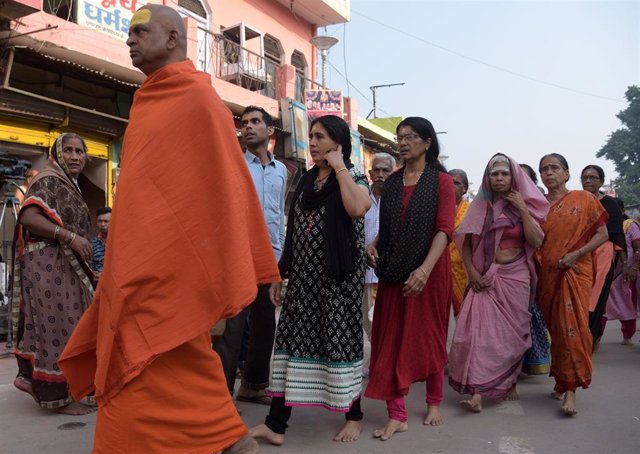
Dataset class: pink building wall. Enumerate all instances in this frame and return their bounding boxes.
[209,0,316,79]
[12,0,325,118]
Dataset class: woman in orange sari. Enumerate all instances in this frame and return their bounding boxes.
[537,153,608,416]
[448,169,470,317]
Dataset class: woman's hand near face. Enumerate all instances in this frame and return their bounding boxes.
[324,145,345,170]
[505,191,527,214]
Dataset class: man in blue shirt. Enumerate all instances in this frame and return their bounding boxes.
[214,106,287,406]
[91,206,111,280]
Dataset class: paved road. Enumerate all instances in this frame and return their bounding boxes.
[1,325,639,453]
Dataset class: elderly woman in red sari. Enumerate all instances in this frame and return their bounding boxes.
[448,154,549,413]
[537,153,608,416]
[365,117,455,440]
[13,133,94,415]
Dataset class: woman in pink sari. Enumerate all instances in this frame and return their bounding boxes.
[603,198,640,344]
[449,154,549,412]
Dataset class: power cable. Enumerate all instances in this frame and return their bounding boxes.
[342,23,350,98]
[326,60,395,118]
[352,8,624,103]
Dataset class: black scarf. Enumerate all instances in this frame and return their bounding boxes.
[279,164,357,282]
[376,165,440,283]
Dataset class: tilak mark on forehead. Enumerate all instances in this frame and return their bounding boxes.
[131,9,151,27]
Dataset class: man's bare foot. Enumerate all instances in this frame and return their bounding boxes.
[54,402,96,415]
[503,389,520,401]
[550,391,565,400]
[561,391,578,416]
[223,434,259,454]
[423,405,444,426]
[459,394,482,413]
[373,419,408,441]
[249,423,285,446]
[333,420,362,442]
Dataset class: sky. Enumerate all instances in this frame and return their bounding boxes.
[323,0,639,193]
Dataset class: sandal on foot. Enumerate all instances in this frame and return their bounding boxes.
[236,393,272,405]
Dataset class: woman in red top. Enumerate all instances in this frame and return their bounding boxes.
[365,117,455,440]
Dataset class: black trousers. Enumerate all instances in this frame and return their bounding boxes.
[265,397,364,435]
[589,260,616,346]
[213,284,275,395]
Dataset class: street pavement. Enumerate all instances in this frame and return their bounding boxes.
[1,325,639,454]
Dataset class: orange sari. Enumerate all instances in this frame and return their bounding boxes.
[449,199,470,316]
[59,60,280,453]
[536,191,606,393]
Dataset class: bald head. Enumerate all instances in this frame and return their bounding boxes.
[127,5,188,76]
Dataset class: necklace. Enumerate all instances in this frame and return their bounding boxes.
[314,173,330,189]
[315,174,329,184]
[403,169,423,186]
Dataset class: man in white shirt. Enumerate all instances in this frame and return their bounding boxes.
[363,153,395,342]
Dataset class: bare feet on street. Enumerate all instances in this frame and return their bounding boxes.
[622,338,633,345]
[460,394,482,413]
[373,419,408,441]
[423,405,444,426]
[550,391,565,401]
[503,389,520,401]
[223,435,258,454]
[54,402,96,415]
[561,391,578,416]
[14,376,37,403]
[249,423,285,446]
[333,420,362,442]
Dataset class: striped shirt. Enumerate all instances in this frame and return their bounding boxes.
[91,233,106,273]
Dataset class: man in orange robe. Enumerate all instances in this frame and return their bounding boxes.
[59,5,280,453]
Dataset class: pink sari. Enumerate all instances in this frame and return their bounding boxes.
[448,155,549,398]
[606,220,640,321]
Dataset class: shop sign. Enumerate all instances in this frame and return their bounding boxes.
[304,89,343,121]
[76,0,146,41]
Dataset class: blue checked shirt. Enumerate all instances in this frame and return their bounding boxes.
[244,151,287,261]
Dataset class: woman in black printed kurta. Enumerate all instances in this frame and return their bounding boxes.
[251,115,371,445]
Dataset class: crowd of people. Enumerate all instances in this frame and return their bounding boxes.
[7,4,639,454]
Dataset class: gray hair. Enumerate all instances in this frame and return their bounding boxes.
[372,152,395,170]
[448,168,469,191]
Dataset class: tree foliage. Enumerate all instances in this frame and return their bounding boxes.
[597,86,640,206]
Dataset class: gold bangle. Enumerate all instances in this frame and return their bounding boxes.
[416,267,428,277]
[335,167,348,176]
[65,232,76,245]
[53,225,61,241]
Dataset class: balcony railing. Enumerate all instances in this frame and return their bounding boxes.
[198,29,279,100]
[294,72,323,103]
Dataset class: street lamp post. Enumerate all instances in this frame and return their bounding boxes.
[310,35,338,89]
[366,82,405,119]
